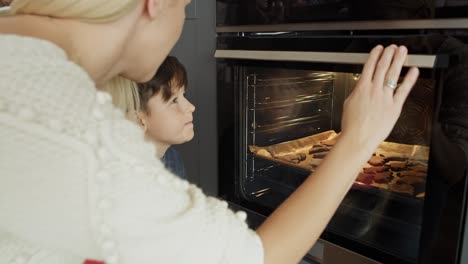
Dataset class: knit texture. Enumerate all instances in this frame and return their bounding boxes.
[0,35,263,264]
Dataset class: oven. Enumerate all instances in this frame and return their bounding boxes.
[216,0,468,26]
[216,2,468,263]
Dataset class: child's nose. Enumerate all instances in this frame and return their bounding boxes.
[184,98,195,113]
[188,102,195,112]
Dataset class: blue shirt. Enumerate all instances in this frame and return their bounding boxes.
[161,146,186,180]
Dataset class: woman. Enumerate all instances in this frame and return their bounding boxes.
[0,1,419,264]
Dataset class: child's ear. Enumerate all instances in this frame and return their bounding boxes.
[137,112,148,133]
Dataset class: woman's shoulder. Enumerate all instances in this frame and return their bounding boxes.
[0,34,95,92]
[0,34,108,140]
[0,34,97,117]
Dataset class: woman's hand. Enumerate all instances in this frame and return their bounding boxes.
[340,45,420,153]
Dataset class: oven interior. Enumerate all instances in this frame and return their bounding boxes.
[239,65,435,263]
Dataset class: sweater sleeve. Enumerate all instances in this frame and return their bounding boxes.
[87,115,264,264]
[0,230,84,264]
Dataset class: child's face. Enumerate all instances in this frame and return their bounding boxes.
[141,86,195,146]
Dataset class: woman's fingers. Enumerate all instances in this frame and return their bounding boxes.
[394,67,420,107]
[360,45,384,84]
[340,45,419,151]
[383,46,408,96]
[373,45,398,86]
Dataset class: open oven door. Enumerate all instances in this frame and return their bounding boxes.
[216,43,468,264]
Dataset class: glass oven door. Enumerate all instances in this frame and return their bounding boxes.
[217,33,468,264]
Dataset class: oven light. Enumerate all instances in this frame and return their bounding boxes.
[353,73,361,80]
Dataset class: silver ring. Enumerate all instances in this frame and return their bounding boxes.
[385,79,398,90]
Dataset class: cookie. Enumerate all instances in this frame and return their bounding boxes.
[368,156,387,166]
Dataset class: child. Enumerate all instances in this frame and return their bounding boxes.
[102,57,194,180]
[137,56,195,180]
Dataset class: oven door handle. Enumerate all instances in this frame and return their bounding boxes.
[215,49,447,69]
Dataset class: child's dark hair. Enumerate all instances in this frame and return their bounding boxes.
[137,56,188,112]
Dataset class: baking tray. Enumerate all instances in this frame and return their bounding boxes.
[249,130,429,199]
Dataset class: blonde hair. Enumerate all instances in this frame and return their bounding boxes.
[9,0,140,23]
[101,76,141,120]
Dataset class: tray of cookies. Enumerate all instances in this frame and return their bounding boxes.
[249,130,429,199]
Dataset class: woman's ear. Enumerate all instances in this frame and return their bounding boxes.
[145,0,160,19]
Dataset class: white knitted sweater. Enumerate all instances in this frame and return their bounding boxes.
[0,35,263,264]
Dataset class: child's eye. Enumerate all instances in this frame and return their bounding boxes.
[171,97,179,104]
